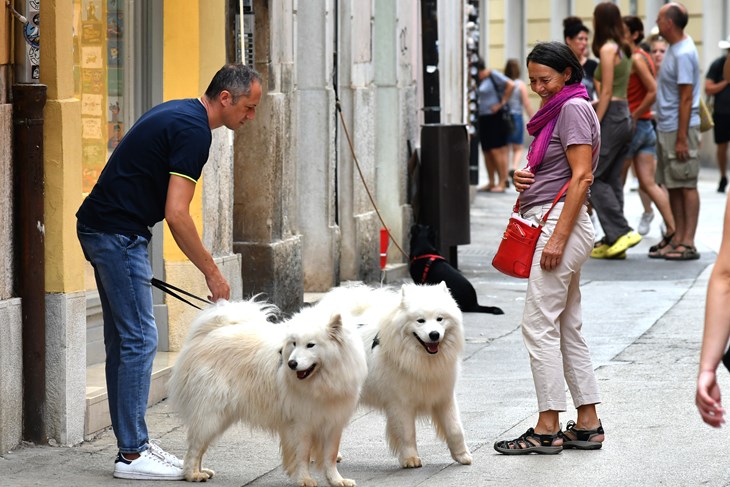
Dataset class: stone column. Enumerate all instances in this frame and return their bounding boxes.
[296,0,340,291]
[373,0,419,277]
[234,0,303,312]
[336,0,380,283]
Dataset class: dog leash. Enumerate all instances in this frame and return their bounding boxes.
[150,278,213,310]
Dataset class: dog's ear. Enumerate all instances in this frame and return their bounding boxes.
[327,314,345,344]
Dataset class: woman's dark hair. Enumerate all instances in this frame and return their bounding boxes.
[592,2,632,58]
[623,15,644,45]
[476,57,486,71]
[204,64,262,102]
[504,59,520,80]
[563,16,589,40]
[526,42,584,85]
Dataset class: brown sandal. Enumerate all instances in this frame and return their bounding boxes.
[562,420,605,450]
[648,233,675,259]
[494,428,563,455]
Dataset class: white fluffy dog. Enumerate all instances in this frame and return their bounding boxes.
[320,283,472,468]
[168,299,368,486]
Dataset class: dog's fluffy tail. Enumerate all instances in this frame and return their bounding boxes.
[186,298,278,342]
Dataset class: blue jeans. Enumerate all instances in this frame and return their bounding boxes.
[77,221,157,454]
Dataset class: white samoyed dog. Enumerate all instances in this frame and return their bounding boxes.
[319,282,472,468]
[168,298,368,486]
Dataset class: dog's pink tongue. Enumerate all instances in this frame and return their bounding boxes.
[427,343,439,354]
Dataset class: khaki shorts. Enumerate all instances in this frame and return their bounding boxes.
[655,127,700,189]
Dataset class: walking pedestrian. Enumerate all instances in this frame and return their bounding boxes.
[504,58,535,176]
[76,64,263,480]
[493,42,604,455]
[621,15,676,243]
[705,37,730,193]
[476,58,515,193]
[653,2,702,261]
[589,2,642,260]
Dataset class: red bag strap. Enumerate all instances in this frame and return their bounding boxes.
[512,181,571,223]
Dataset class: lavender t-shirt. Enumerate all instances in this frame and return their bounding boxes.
[519,98,600,212]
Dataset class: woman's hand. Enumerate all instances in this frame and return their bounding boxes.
[697,369,725,427]
[512,168,534,193]
[541,234,567,271]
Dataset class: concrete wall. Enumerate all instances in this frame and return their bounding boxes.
[0,97,20,452]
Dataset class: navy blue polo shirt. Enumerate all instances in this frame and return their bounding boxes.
[77,98,212,239]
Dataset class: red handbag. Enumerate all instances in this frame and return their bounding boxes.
[492,182,570,278]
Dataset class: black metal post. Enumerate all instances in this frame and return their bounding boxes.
[13,83,47,444]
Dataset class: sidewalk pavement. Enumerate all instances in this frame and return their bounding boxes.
[2,167,729,486]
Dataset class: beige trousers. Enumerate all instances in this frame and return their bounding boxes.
[520,202,601,412]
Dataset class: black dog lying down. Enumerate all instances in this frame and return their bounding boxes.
[409,224,504,315]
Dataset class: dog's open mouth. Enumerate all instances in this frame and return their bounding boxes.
[413,333,439,355]
[296,364,316,380]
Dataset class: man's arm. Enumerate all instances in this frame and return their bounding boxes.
[675,83,693,161]
[165,174,231,302]
[724,52,730,82]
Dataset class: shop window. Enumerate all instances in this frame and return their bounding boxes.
[72,0,125,196]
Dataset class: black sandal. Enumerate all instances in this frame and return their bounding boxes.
[562,420,605,450]
[494,427,563,455]
[648,232,675,257]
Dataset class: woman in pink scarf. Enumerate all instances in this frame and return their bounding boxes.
[494,42,605,455]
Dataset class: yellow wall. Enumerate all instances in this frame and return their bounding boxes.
[161,0,225,262]
[41,0,85,293]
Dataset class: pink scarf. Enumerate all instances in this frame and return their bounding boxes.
[525,83,589,172]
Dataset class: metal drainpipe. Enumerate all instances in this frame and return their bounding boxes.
[11,0,47,444]
[13,83,47,445]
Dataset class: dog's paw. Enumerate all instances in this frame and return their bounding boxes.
[332,479,356,487]
[201,468,215,478]
[486,306,504,315]
[185,470,211,482]
[399,456,422,468]
[298,477,318,487]
[453,451,473,465]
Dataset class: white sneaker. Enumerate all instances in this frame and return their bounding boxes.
[637,211,654,236]
[148,440,184,468]
[113,448,184,480]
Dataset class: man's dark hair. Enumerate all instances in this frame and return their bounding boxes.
[666,3,688,30]
[205,64,262,102]
[526,41,584,85]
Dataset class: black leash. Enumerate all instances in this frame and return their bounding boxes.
[151,278,212,310]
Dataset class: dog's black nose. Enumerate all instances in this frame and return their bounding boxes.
[429,331,440,341]
[288,359,298,370]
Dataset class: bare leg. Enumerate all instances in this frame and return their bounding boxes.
[489,146,509,191]
[511,143,524,171]
[534,410,563,440]
[634,152,675,234]
[481,149,496,189]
